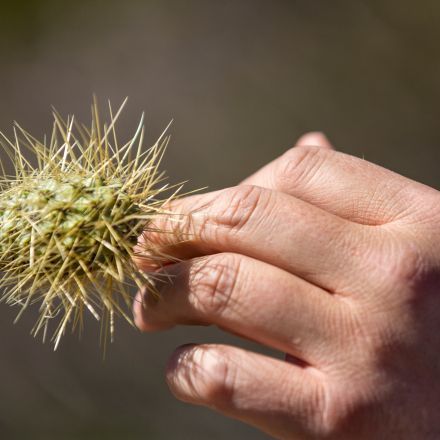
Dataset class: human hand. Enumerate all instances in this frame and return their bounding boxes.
[134,133,440,439]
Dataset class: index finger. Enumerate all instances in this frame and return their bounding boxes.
[135,184,368,292]
[241,133,431,226]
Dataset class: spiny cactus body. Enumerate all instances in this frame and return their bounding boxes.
[0,99,179,349]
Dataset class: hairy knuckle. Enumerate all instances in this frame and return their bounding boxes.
[278,145,329,188]
[189,254,241,317]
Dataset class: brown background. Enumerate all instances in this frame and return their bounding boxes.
[0,1,439,439]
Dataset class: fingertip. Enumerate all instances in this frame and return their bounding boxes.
[133,289,151,332]
[132,288,173,332]
[166,343,200,401]
[296,132,334,150]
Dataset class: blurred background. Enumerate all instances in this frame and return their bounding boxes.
[0,1,439,439]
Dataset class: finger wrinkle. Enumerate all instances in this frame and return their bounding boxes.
[167,345,236,408]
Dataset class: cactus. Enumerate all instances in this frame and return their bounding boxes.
[0,99,180,349]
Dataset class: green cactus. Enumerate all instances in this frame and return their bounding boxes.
[0,99,180,349]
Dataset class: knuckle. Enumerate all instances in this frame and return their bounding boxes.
[166,346,236,408]
[212,185,266,234]
[193,347,236,409]
[278,145,330,188]
[189,254,241,317]
[380,239,425,288]
[362,229,426,293]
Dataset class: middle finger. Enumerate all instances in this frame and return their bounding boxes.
[138,185,369,292]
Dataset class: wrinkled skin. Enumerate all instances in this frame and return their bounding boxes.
[134,133,440,439]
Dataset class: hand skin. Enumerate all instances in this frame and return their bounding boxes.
[133,132,440,439]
